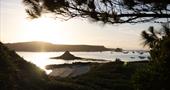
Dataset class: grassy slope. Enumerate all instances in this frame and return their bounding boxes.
[0,42,47,90]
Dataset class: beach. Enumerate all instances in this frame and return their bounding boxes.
[49,64,90,77]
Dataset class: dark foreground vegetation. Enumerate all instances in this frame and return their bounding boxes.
[132,25,170,90]
[0,42,47,90]
[48,61,148,90]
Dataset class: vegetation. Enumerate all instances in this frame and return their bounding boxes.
[132,25,170,90]
[23,0,170,23]
[0,42,47,90]
[1,0,169,89]
[46,61,148,90]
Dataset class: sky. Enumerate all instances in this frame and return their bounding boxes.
[0,0,162,50]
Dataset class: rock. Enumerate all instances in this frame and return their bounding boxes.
[50,51,82,60]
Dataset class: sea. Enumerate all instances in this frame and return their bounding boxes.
[17,51,150,74]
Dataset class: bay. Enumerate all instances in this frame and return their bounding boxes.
[16,51,149,73]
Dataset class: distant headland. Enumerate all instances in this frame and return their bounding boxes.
[5,41,110,52]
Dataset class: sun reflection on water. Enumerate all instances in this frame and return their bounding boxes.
[17,52,66,74]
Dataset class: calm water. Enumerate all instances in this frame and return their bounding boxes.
[17,51,149,73]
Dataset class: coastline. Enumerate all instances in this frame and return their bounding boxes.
[47,61,148,78]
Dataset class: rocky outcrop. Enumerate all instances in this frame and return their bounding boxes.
[50,51,82,60]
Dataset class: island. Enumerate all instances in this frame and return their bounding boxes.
[50,51,109,61]
[50,51,82,60]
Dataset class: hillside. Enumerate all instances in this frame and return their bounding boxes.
[5,41,109,52]
[0,42,47,90]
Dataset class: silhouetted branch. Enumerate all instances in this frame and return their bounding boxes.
[23,0,170,24]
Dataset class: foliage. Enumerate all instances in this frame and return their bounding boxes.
[0,42,47,90]
[132,25,170,90]
[23,0,170,23]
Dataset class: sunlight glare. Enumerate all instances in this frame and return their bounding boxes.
[22,17,72,44]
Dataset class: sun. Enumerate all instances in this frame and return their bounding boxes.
[22,17,72,44]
